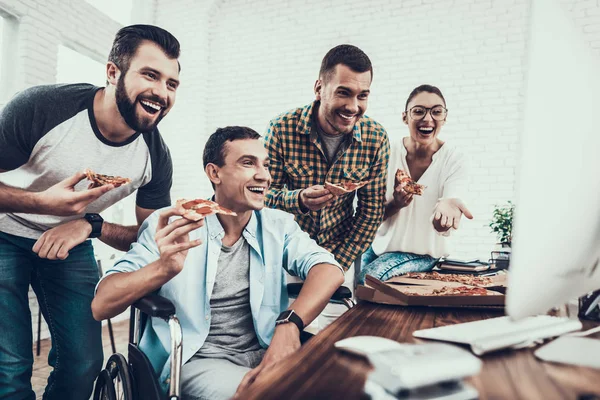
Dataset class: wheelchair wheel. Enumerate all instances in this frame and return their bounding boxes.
[93,353,133,400]
[93,369,116,400]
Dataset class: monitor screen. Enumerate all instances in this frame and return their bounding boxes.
[506,0,600,319]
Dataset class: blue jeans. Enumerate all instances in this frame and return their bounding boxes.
[358,246,438,285]
[0,231,103,400]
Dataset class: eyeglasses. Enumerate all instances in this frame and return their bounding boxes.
[407,105,448,121]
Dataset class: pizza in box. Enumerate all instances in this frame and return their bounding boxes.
[364,275,505,307]
[395,272,506,289]
[396,285,498,297]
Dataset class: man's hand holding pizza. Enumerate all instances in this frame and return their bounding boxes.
[35,171,114,216]
[155,208,205,278]
[432,198,473,233]
[299,185,334,212]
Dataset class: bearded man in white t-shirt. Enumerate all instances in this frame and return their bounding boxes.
[359,84,473,284]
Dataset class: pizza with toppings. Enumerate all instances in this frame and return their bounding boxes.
[324,180,370,196]
[176,198,237,221]
[85,169,131,188]
[396,286,491,296]
[363,275,505,306]
[431,286,491,296]
[395,169,425,195]
[403,272,494,287]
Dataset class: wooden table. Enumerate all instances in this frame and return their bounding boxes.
[240,302,600,400]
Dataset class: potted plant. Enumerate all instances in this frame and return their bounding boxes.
[489,201,514,269]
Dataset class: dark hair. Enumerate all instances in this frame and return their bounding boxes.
[319,44,373,82]
[108,24,181,74]
[203,126,262,169]
[405,84,446,111]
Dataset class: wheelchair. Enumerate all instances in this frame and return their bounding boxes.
[93,283,355,400]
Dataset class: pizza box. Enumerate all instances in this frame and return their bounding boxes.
[388,271,507,289]
[362,275,505,307]
[356,284,403,305]
[355,284,505,310]
[386,271,507,287]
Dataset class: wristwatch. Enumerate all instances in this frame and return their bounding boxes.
[275,309,304,332]
[84,213,104,238]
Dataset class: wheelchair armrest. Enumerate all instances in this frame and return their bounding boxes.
[133,293,176,319]
[287,283,352,301]
[332,286,352,301]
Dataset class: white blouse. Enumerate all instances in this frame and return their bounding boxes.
[371,137,469,258]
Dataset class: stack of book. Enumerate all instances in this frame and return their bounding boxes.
[435,257,492,274]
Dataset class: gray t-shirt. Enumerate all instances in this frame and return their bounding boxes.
[0,84,173,239]
[315,121,347,165]
[196,236,264,368]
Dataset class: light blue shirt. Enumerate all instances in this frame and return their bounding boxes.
[100,207,341,391]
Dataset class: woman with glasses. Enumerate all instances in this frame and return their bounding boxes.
[358,84,473,284]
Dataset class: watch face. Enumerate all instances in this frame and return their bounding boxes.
[85,213,103,222]
[277,310,292,322]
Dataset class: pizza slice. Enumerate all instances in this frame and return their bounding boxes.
[431,286,491,296]
[403,272,494,287]
[176,198,237,221]
[85,169,131,188]
[324,180,370,196]
[395,169,425,195]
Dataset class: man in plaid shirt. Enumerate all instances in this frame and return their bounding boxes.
[265,45,390,321]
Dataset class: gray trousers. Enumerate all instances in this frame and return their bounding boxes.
[181,351,265,400]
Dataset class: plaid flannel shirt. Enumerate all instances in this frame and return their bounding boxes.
[265,101,390,271]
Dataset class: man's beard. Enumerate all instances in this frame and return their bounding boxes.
[115,76,165,133]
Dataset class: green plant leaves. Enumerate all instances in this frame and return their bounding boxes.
[490,201,515,244]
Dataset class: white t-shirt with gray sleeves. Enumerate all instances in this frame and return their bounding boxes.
[0,84,173,239]
[371,137,469,259]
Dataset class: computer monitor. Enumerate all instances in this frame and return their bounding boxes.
[506,0,600,320]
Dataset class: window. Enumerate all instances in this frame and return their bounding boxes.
[85,0,133,26]
[0,16,4,82]
[0,12,18,104]
[56,45,105,86]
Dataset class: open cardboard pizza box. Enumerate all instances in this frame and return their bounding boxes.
[357,274,506,307]
[356,284,407,305]
[389,272,507,292]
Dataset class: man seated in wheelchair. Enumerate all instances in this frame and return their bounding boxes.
[92,126,345,399]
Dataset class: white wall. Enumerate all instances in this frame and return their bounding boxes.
[157,0,531,259]
[561,0,600,57]
[152,0,215,200]
[154,0,600,261]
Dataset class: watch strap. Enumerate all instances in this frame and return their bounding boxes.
[276,309,304,332]
[84,213,103,238]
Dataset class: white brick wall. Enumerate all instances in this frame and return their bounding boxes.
[152,0,600,262]
[561,0,600,57]
[152,0,216,200]
[156,0,531,260]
